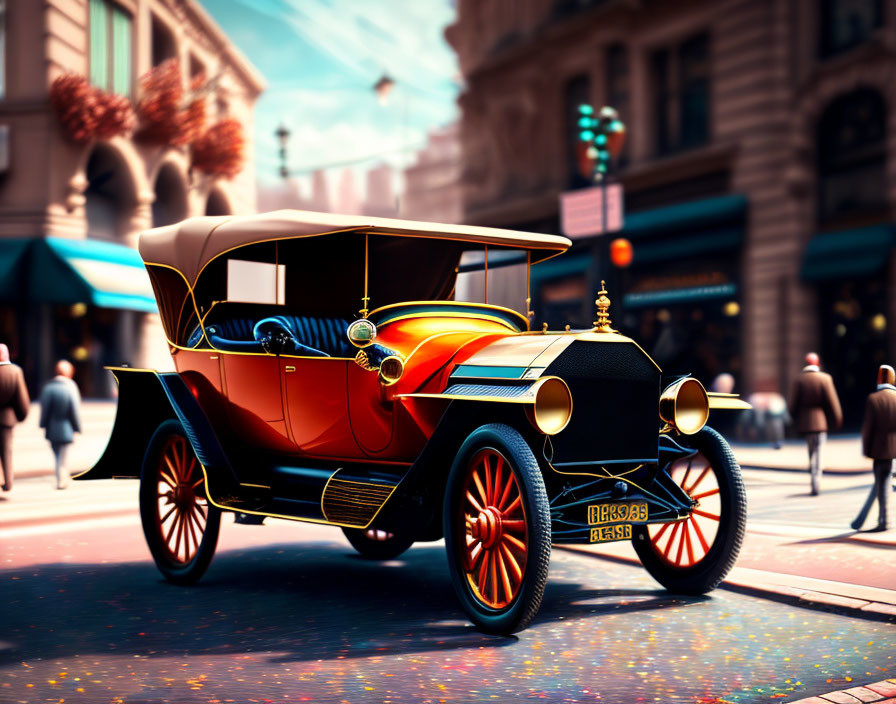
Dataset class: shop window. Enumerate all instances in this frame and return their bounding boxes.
[817,89,887,226]
[564,74,591,189]
[651,33,710,156]
[820,0,883,58]
[89,0,132,96]
[606,44,629,164]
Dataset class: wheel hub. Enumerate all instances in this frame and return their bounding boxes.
[470,506,503,548]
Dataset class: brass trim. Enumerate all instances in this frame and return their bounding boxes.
[660,378,710,435]
[369,300,530,330]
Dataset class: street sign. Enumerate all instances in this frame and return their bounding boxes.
[560,183,624,239]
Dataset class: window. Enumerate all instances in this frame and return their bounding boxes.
[89,0,132,96]
[227,260,286,305]
[817,89,887,225]
[564,74,591,188]
[651,33,710,156]
[820,0,883,57]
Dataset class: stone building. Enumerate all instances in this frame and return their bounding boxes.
[0,0,264,396]
[447,0,896,426]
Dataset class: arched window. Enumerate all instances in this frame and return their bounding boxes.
[152,163,188,227]
[205,188,231,216]
[817,89,887,226]
[85,144,136,241]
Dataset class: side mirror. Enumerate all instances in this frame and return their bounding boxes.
[347,319,377,348]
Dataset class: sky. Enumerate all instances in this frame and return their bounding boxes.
[199,0,461,194]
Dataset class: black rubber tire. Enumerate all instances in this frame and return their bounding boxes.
[443,423,551,635]
[139,420,222,585]
[632,426,746,594]
[342,527,414,560]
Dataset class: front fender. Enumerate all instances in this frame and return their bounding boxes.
[73,368,235,484]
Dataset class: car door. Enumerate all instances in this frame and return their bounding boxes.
[281,356,359,458]
[220,351,294,454]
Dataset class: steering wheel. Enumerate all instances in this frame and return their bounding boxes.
[252,317,298,355]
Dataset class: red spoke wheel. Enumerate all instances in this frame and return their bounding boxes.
[140,420,221,585]
[342,527,414,560]
[444,424,550,635]
[632,427,746,594]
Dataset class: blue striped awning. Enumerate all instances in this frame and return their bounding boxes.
[3,237,158,312]
[801,225,894,281]
[623,283,737,309]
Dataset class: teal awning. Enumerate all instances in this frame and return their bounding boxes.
[624,194,747,240]
[801,225,895,281]
[623,283,737,309]
[0,237,157,312]
[0,239,32,298]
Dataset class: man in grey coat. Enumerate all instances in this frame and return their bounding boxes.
[852,364,896,531]
[39,360,81,490]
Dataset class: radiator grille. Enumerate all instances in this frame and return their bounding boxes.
[321,478,397,527]
[545,340,660,464]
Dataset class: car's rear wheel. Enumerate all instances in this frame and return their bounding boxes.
[140,420,221,585]
[444,424,550,635]
[632,427,745,594]
[342,527,414,560]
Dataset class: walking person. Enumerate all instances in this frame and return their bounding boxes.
[0,343,30,492]
[851,364,896,532]
[39,360,81,490]
[790,352,842,495]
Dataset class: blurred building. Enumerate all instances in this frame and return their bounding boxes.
[447,0,896,425]
[403,123,463,224]
[0,0,264,396]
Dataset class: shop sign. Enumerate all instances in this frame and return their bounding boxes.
[560,183,624,238]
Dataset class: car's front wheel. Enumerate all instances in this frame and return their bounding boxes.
[632,427,746,594]
[342,527,414,560]
[444,423,551,635]
[139,420,221,585]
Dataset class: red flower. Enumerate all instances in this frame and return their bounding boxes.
[192,118,245,179]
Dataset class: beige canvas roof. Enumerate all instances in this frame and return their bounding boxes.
[138,210,572,285]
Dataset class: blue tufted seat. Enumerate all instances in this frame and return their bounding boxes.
[189,313,355,357]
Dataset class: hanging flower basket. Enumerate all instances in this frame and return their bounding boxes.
[191,118,245,179]
[136,59,208,146]
[50,74,136,143]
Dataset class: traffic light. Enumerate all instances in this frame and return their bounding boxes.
[577,104,626,181]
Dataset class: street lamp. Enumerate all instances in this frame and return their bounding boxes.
[577,104,627,295]
[275,123,291,180]
[373,74,395,106]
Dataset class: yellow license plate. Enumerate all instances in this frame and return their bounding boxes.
[588,501,648,525]
[589,524,631,543]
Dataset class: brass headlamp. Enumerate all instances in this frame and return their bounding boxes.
[659,378,709,435]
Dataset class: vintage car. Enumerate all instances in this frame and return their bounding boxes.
[76,210,749,634]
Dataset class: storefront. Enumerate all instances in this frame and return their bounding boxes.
[531,193,746,385]
[801,225,893,428]
[0,237,157,397]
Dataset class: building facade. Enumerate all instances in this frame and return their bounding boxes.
[447,0,896,426]
[0,0,264,396]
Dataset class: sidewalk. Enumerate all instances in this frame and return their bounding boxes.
[6,400,116,483]
[731,435,872,473]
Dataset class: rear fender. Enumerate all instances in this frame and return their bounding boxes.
[73,369,235,485]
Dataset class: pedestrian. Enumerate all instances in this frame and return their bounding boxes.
[39,360,82,490]
[766,392,790,450]
[0,343,30,492]
[789,352,842,495]
[851,364,895,532]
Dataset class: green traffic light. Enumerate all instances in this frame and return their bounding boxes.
[578,104,594,116]
[579,130,595,142]
[595,133,607,146]
[578,116,593,129]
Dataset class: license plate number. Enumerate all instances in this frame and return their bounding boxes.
[590,524,631,543]
[588,501,648,525]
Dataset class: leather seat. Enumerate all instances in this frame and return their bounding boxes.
[198,314,355,357]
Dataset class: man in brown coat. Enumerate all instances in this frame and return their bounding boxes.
[852,364,896,531]
[0,343,30,492]
[790,352,842,495]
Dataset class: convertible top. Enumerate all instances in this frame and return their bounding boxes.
[139,210,572,285]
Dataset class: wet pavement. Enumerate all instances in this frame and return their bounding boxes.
[1,520,894,704]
